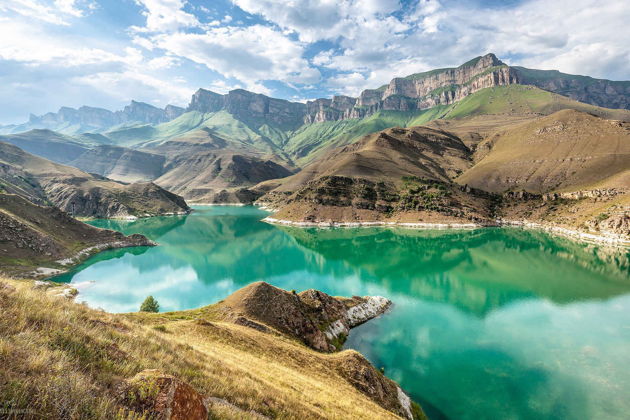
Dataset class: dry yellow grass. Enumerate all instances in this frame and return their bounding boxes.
[0,278,414,419]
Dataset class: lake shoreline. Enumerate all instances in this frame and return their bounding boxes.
[263,216,629,247]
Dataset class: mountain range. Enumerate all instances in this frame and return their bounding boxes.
[0,53,628,240]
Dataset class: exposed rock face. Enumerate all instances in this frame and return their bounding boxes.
[303,53,519,122]
[218,281,391,352]
[587,213,630,237]
[121,369,207,420]
[513,67,630,110]
[338,352,419,420]
[42,180,190,218]
[187,88,307,130]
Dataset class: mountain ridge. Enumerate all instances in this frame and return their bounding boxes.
[3,53,629,136]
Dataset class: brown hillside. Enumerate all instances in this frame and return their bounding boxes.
[0,194,154,277]
[457,110,630,193]
[0,141,190,218]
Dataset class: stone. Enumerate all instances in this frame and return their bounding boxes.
[121,369,207,420]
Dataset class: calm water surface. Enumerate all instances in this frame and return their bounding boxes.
[54,206,630,420]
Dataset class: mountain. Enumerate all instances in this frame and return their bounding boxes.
[258,109,629,242]
[154,151,292,204]
[0,193,154,277]
[457,109,630,193]
[512,67,630,110]
[2,53,629,206]
[258,126,495,224]
[0,101,185,135]
[0,141,190,218]
[0,129,90,164]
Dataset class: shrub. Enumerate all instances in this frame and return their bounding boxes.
[139,296,160,313]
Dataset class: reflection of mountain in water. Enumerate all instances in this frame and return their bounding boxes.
[279,226,630,315]
[89,207,314,285]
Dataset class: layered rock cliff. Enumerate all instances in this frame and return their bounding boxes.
[188,88,307,130]
[304,53,520,122]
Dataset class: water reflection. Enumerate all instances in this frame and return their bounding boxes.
[53,206,630,420]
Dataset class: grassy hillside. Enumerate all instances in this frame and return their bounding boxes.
[0,278,421,419]
[442,85,630,120]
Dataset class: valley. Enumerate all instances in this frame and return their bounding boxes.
[1,49,629,420]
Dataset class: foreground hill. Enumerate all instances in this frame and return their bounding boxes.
[0,279,425,419]
[0,142,190,218]
[0,194,155,277]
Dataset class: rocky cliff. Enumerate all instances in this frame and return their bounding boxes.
[304,54,520,122]
[187,88,307,130]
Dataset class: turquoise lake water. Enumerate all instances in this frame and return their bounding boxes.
[54,206,630,420]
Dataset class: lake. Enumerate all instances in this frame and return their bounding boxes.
[54,206,630,420]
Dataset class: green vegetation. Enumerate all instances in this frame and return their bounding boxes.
[140,296,160,312]
[399,177,451,212]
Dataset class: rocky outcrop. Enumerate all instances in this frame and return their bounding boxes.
[302,53,519,123]
[338,352,421,420]
[218,281,391,352]
[120,370,207,420]
[49,181,189,219]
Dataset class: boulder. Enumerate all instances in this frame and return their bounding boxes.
[121,369,207,420]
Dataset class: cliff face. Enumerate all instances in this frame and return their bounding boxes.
[303,53,519,123]
[187,88,307,130]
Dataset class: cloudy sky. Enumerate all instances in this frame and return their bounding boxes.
[0,0,628,124]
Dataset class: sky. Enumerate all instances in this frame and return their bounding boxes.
[0,0,629,124]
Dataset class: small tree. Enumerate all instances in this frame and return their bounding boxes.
[140,296,160,313]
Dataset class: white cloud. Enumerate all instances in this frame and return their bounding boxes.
[73,70,191,105]
[152,24,320,88]
[132,0,199,32]
[0,0,93,25]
